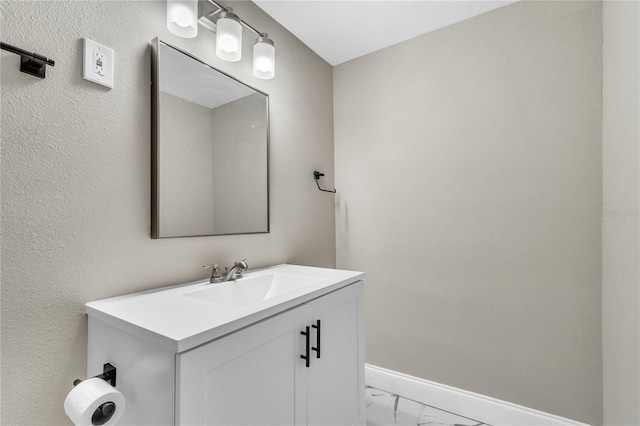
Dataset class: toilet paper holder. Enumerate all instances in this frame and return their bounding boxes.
[73,363,117,387]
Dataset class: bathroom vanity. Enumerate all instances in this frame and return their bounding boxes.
[85,264,365,425]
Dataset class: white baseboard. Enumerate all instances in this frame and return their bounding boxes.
[365,364,589,426]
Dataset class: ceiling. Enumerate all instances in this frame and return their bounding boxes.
[251,0,519,66]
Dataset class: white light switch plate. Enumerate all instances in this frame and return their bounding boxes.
[83,38,114,88]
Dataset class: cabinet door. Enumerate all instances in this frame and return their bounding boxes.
[304,281,365,426]
[176,306,307,426]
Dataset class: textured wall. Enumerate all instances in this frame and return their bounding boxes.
[602,1,640,424]
[334,1,602,423]
[0,1,335,424]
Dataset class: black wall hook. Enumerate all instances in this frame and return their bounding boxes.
[1,42,55,79]
[313,171,336,193]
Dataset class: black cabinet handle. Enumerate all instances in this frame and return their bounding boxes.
[300,326,310,368]
[311,320,321,359]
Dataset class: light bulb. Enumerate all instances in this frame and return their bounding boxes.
[216,9,242,62]
[253,34,275,80]
[167,0,197,38]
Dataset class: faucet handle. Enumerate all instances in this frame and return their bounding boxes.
[203,264,223,283]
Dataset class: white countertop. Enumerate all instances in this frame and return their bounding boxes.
[86,264,364,353]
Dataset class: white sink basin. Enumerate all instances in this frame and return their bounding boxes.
[85,264,364,352]
[183,272,327,308]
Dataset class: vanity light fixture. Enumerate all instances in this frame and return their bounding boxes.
[253,33,275,80]
[215,8,242,62]
[166,0,276,79]
[167,0,198,38]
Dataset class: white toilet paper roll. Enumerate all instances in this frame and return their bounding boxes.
[64,378,125,426]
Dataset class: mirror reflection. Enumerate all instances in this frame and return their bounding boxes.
[152,39,269,238]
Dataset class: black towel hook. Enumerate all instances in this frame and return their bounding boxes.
[1,42,55,79]
[314,171,336,193]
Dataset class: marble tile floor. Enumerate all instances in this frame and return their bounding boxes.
[365,386,491,426]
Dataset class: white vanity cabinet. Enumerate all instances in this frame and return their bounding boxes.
[85,265,364,426]
[177,282,363,425]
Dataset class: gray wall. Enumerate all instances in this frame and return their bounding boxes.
[602,1,640,424]
[0,1,335,424]
[334,1,602,423]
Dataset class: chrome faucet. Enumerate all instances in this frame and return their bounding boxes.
[225,259,248,281]
[203,259,248,283]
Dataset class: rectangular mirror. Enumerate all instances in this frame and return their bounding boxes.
[151,39,269,238]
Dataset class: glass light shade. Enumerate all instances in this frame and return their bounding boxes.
[166,0,198,38]
[253,36,275,80]
[216,12,242,62]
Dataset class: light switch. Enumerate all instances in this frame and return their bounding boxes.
[83,38,114,88]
